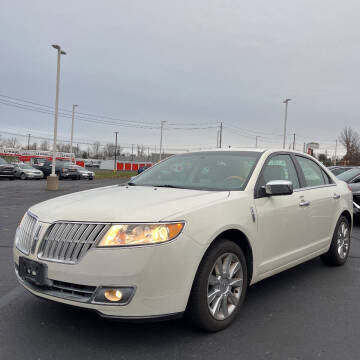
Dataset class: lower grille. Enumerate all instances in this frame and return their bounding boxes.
[38,222,111,263]
[50,280,96,302]
[16,271,96,303]
[16,212,40,254]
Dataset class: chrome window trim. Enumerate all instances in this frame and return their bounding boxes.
[293,183,337,192]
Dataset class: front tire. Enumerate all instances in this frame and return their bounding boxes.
[20,173,27,180]
[321,215,351,266]
[186,239,247,332]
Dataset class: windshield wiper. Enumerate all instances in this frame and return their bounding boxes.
[127,182,137,186]
[153,184,180,188]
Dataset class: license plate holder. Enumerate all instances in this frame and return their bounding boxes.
[19,257,48,286]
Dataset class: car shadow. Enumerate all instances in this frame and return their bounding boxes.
[21,256,337,342]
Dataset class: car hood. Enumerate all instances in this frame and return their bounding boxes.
[29,185,229,223]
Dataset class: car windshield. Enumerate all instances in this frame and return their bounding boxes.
[331,167,352,176]
[19,164,33,169]
[337,168,360,182]
[0,158,7,165]
[130,151,262,191]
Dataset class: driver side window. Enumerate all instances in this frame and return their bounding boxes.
[258,154,300,191]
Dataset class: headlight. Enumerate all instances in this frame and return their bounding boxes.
[97,222,184,247]
[62,168,68,172]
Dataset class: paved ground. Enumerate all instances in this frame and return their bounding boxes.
[1,179,360,360]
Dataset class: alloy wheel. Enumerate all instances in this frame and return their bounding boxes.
[207,253,243,320]
[337,221,350,259]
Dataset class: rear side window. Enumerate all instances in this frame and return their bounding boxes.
[296,156,327,187]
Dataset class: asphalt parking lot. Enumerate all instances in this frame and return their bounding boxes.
[1,179,360,360]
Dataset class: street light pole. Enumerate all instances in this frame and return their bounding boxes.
[282,98,292,149]
[114,132,118,172]
[219,122,223,148]
[47,44,66,190]
[70,104,78,162]
[159,121,165,161]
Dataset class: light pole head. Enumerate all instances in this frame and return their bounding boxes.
[283,98,292,104]
[51,44,67,55]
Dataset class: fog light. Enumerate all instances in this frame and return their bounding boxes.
[93,286,135,305]
[104,289,123,302]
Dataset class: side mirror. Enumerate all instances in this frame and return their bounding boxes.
[265,180,293,196]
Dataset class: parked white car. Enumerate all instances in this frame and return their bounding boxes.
[13,149,353,331]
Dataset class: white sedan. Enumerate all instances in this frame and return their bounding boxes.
[13,149,352,331]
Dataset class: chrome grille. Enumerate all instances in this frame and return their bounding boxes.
[16,212,39,254]
[38,222,111,263]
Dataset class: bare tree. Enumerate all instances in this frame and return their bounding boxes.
[4,137,20,148]
[92,141,101,159]
[104,143,114,159]
[40,141,49,151]
[339,127,360,163]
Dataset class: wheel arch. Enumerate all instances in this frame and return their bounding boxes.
[340,209,352,231]
[214,229,254,283]
[193,228,254,285]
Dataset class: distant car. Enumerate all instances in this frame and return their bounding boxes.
[137,165,151,174]
[328,166,353,176]
[32,160,82,180]
[337,168,360,216]
[73,165,95,180]
[85,159,101,168]
[0,157,15,180]
[14,163,43,180]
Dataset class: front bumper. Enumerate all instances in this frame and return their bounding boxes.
[61,172,79,179]
[25,173,43,179]
[13,232,203,318]
[0,173,15,178]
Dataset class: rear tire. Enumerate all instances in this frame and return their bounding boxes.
[186,239,247,332]
[321,215,350,266]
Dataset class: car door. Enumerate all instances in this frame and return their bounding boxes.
[294,155,339,251]
[254,153,309,276]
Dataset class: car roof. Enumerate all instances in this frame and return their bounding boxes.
[187,148,311,156]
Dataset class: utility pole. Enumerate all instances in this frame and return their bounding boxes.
[27,134,31,150]
[147,146,150,160]
[219,122,223,148]
[255,136,259,148]
[216,130,219,148]
[114,132,118,172]
[159,121,165,161]
[70,104,78,162]
[131,144,134,168]
[47,44,66,191]
[335,139,338,165]
[292,133,296,150]
[282,98,292,149]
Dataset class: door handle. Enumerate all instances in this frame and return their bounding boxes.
[333,193,340,200]
[299,200,311,207]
